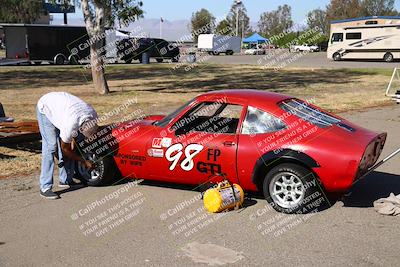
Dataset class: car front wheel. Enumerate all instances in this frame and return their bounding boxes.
[263,163,326,214]
[75,153,118,186]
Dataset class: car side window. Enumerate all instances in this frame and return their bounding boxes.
[241,106,286,135]
[173,102,243,135]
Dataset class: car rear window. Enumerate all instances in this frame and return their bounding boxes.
[279,99,341,128]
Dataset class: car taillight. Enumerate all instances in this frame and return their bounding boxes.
[359,133,386,174]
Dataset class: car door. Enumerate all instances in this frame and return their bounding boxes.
[146,99,245,186]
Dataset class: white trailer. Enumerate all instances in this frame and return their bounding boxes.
[327,24,400,62]
[198,34,241,55]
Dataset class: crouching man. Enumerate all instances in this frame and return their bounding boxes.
[36,92,99,199]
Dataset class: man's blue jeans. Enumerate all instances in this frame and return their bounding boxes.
[36,107,74,191]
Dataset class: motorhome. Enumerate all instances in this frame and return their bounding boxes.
[328,19,400,62]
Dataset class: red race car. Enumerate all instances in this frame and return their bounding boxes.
[76,90,387,213]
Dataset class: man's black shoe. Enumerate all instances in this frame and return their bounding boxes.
[59,180,81,188]
[40,189,60,199]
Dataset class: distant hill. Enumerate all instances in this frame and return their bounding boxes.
[52,17,192,42]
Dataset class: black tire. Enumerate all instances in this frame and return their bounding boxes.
[75,153,118,186]
[33,61,42,65]
[383,52,394,62]
[156,58,164,63]
[125,59,132,64]
[212,51,220,56]
[226,50,234,55]
[333,52,341,61]
[55,55,65,65]
[263,163,326,214]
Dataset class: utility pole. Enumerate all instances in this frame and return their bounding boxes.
[234,0,242,37]
[160,17,164,38]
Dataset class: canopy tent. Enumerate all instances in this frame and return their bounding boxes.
[242,33,269,44]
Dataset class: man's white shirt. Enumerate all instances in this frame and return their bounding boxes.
[37,92,98,143]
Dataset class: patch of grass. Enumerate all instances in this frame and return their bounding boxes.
[339,68,395,77]
[0,64,393,178]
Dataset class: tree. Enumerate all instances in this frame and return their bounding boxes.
[326,0,362,22]
[190,9,215,43]
[361,0,398,16]
[226,1,251,38]
[215,19,232,35]
[0,0,45,23]
[66,0,142,95]
[307,9,328,35]
[258,4,293,37]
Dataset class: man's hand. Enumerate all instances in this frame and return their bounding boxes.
[60,139,95,168]
[83,160,95,170]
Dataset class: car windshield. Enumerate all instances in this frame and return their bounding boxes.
[279,99,341,128]
[154,99,195,127]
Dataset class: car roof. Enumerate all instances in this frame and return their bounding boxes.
[199,89,292,106]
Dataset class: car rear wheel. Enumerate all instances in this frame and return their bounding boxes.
[75,153,118,186]
[263,163,326,214]
[383,52,394,62]
[54,55,65,65]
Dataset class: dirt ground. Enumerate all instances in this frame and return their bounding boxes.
[0,64,393,178]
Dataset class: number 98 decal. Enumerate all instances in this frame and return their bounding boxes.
[165,143,204,171]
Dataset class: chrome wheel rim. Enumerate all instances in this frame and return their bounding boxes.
[269,172,305,209]
[77,154,101,181]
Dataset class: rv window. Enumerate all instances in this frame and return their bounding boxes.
[331,33,343,43]
[346,33,362,40]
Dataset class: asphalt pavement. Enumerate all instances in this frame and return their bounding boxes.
[203,51,400,69]
[2,51,400,69]
[1,105,400,266]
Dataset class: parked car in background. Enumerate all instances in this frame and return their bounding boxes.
[244,48,266,55]
[118,38,180,63]
[198,34,241,55]
[290,44,319,52]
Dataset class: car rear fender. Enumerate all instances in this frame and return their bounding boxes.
[251,149,320,190]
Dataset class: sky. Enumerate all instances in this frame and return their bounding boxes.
[137,0,330,23]
[54,0,341,24]
[51,0,400,40]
